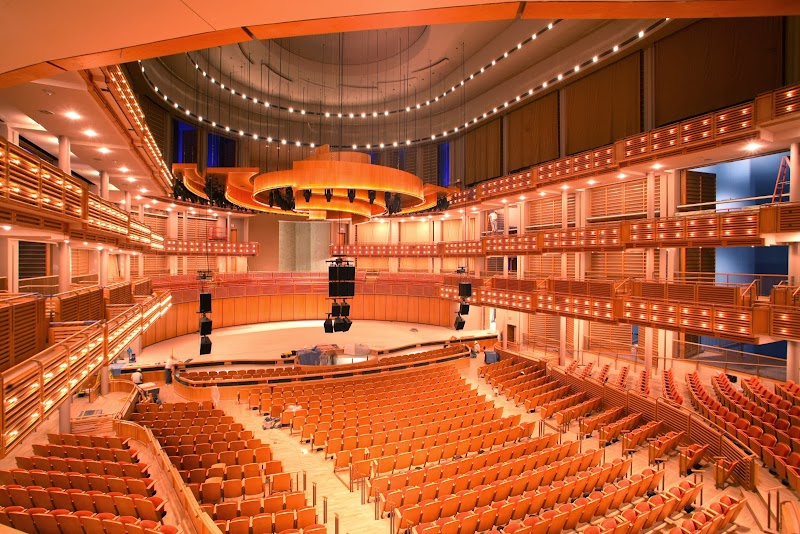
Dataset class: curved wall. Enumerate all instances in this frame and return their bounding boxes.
[142,293,456,347]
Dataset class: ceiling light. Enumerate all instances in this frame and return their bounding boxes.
[593,56,599,63]
[1,225,11,231]
[98,147,110,154]
[548,22,553,29]
[135,195,141,200]
[539,192,546,196]
[744,142,762,151]
[501,199,508,204]
[574,65,580,72]
[617,173,626,179]
[638,30,645,38]
[140,188,148,193]
[652,163,663,169]
[119,166,129,172]
[519,195,526,200]
[543,82,548,88]
[126,177,136,182]
[587,179,597,185]
[561,184,569,190]
[558,74,563,80]
[84,129,97,137]
[613,45,619,52]
[65,111,81,120]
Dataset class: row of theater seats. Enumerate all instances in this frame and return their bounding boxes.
[598,413,642,446]
[377,439,579,517]
[0,507,177,534]
[621,421,662,454]
[0,430,179,534]
[181,346,466,383]
[130,401,326,534]
[636,370,650,396]
[775,379,800,407]
[578,362,594,379]
[250,365,465,421]
[662,369,684,406]
[539,391,588,420]
[345,418,532,479]
[742,376,800,426]
[369,435,560,515]
[403,458,668,534]
[579,407,625,437]
[687,372,780,471]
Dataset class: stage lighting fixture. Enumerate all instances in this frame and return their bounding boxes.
[347,189,356,203]
[331,301,342,317]
[368,190,376,204]
[454,314,465,330]
[303,190,312,202]
[459,302,470,315]
[323,314,334,333]
[325,189,333,202]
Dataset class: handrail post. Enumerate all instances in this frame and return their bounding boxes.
[323,496,328,523]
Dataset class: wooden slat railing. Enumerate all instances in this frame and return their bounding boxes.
[0,290,171,458]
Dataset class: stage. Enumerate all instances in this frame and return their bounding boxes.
[137,320,495,368]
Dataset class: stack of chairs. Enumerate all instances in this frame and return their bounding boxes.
[662,369,684,405]
[594,364,611,384]
[636,370,650,396]
[578,362,594,379]
[613,366,630,389]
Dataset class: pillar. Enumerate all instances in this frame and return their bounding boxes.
[788,143,800,382]
[100,365,109,395]
[100,171,109,200]
[0,122,19,145]
[59,395,71,433]
[99,249,108,286]
[388,220,399,273]
[575,190,588,363]
[58,136,70,174]
[432,220,442,274]
[560,190,570,366]
[167,210,178,275]
[57,241,71,293]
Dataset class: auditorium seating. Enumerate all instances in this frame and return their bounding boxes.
[182,346,466,384]
[636,370,650,396]
[621,421,662,455]
[594,364,610,383]
[0,470,154,495]
[649,431,685,465]
[553,396,602,426]
[578,362,594,379]
[613,366,630,389]
[579,407,625,438]
[599,413,641,446]
[0,487,165,521]
[0,507,179,534]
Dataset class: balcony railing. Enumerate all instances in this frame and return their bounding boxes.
[0,290,171,458]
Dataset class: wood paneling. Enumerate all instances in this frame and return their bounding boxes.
[565,52,642,155]
[142,294,452,347]
[465,119,502,186]
[507,92,560,171]
[654,17,783,126]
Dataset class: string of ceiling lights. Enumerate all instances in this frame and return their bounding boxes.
[138,18,669,150]
[183,20,563,119]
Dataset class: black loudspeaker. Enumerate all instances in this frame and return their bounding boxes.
[459,282,472,298]
[726,373,738,383]
[340,302,351,317]
[331,302,342,317]
[200,336,212,355]
[199,317,213,335]
[459,303,470,315]
[199,293,212,313]
[324,316,334,333]
[454,315,465,330]
[328,266,356,297]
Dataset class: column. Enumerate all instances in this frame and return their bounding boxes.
[473,214,485,278]
[559,190,569,366]
[644,171,656,375]
[167,210,179,275]
[788,143,800,381]
[100,171,109,200]
[59,395,71,433]
[57,241,71,292]
[502,204,510,277]
[388,221,399,273]
[58,136,70,174]
[99,248,108,286]
[432,220,442,274]
[0,122,19,145]
[574,190,588,363]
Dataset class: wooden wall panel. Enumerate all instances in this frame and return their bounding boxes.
[374,296,387,321]
[142,295,454,347]
[246,297,259,324]
[407,298,419,324]
[565,52,641,154]
[419,298,430,325]
[233,297,247,326]
[258,296,270,323]
[280,295,294,322]
[507,92,560,171]
[221,299,235,327]
[465,119,502,186]
[270,297,282,322]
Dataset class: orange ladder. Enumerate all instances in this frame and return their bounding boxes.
[772,156,791,203]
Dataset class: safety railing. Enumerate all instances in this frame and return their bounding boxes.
[0,290,171,458]
[46,285,104,322]
[18,275,59,295]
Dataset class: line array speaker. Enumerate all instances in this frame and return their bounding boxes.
[199,293,212,313]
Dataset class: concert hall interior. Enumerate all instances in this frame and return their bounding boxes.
[1,3,800,534]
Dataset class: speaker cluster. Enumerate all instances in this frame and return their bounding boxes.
[199,292,212,354]
[325,258,356,333]
[455,282,472,331]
